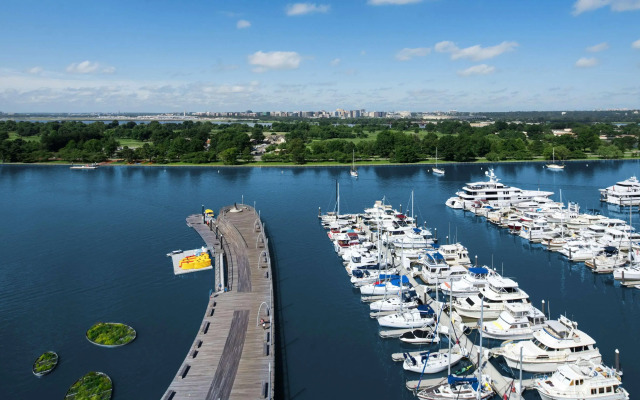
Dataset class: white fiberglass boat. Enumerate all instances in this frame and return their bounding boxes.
[377,305,435,328]
[600,176,640,207]
[369,290,419,312]
[402,345,466,374]
[500,315,601,373]
[534,360,628,400]
[453,275,530,320]
[445,168,553,209]
[480,303,546,340]
[399,328,440,345]
[416,375,494,400]
[360,276,410,295]
[439,267,492,298]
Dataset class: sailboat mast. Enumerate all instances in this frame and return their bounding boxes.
[337,181,340,217]
[447,278,452,376]
[477,297,483,400]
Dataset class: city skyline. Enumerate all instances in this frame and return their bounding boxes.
[1,0,639,113]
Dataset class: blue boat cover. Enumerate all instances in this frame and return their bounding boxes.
[468,267,488,275]
[417,304,435,315]
[448,375,478,386]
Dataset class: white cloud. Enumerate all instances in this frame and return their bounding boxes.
[575,57,599,67]
[573,0,640,15]
[435,41,518,61]
[395,47,430,61]
[633,39,640,49]
[102,66,116,74]
[248,51,302,72]
[457,64,496,76]
[368,0,422,5]
[330,58,341,66]
[66,61,100,74]
[586,42,609,52]
[237,19,251,29]
[285,3,330,16]
[27,66,44,74]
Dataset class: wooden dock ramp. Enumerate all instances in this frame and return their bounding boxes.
[163,205,275,400]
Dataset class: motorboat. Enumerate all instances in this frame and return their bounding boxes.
[351,272,398,287]
[350,150,358,178]
[439,267,492,298]
[480,303,546,340]
[585,246,627,273]
[416,374,494,400]
[377,304,435,328]
[402,344,467,374]
[500,315,601,373]
[600,176,640,207]
[445,168,553,210]
[369,290,420,312]
[534,360,628,400]
[453,275,530,320]
[418,252,467,285]
[360,276,410,296]
[399,328,440,344]
[391,227,435,249]
[437,243,471,267]
[70,163,98,170]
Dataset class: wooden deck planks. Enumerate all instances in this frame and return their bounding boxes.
[163,206,274,400]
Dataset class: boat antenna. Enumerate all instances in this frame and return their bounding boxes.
[501,262,504,277]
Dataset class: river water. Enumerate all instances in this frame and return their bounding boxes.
[1,161,638,399]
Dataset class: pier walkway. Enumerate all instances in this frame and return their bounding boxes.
[163,205,274,400]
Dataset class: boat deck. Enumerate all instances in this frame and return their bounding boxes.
[163,205,274,400]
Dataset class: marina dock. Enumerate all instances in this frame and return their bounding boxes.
[163,205,274,400]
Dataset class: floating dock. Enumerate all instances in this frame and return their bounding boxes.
[170,247,213,275]
[163,205,274,400]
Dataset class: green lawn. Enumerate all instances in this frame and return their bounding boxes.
[117,138,146,148]
[8,132,41,142]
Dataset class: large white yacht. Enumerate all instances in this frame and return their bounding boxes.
[439,266,493,298]
[453,275,530,320]
[445,168,554,209]
[600,176,640,206]
[500,315,601,373]
[534,360,628,400]
[480,303,546,340]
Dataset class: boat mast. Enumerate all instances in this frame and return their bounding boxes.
[447,277,452,376]
[477,296,483,400]
[337,181,340,217]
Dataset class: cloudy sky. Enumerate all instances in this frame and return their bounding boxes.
[1,0,639,112]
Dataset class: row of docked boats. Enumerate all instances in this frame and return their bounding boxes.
[320,194,629,399]
[446,170,640,287]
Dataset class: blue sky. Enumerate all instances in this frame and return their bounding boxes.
[1,0,639,112]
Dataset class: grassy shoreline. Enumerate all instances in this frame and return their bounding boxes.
[1,155,636,168]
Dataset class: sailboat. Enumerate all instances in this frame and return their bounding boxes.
[546,148,564,170]
[350,150,358,178]
[432,148,445,175]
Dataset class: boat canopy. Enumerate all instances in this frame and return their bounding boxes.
[468,267,489,275]
[417,304,435,315]
[448,375,478,386]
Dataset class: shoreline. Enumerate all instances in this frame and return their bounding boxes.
[0,157,634,169]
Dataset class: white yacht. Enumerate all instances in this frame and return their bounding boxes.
[600,176,640,207]
[585,247,627,273]
[439,267,492,298]
[500,315,601,373]
[534,360,629,400]
[453,275,530,320]
[359,276,410,295]
[445,168,553,209]
[437,243,472,267]
[369,290,419,312]
[417,252,467,285]
[480,303,546,340]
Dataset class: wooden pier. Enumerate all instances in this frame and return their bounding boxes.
[163,205,275,400]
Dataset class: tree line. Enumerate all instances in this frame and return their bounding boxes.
[0,119,638,165]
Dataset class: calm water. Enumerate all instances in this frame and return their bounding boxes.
[1,161,639,399]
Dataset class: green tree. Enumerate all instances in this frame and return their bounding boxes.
[220,147,238,165]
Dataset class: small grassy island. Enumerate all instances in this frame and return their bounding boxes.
[32,351,58,376]
[86,322,136,347]
[65,371,112,400]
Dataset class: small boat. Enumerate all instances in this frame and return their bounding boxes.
[432,148,445,176]
[534,360,629,400]
[399,328,440,344]
[369,290,419,312]
[350,150,358,178]
[416,374,494,399]
[402,344,467,374]
[360,276,411,295]
[70,163,98,170]
[546,148,564,170]
[166,249,183,257]
[480,303,547,340]
[377,304,435,328]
